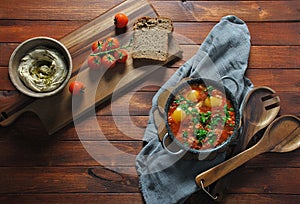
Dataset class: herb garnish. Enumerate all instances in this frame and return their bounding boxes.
[168,84,235,150]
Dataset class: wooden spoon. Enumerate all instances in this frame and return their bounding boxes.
[241,86,280,148]
[210,86,280,200]
[195,115,300,188]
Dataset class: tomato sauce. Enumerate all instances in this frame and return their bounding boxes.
[167,83,236,150]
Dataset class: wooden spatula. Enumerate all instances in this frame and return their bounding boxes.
[195,115,300,188]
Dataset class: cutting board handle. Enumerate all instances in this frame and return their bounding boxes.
[0,106,34,127]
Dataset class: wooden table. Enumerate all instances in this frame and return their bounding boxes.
[0,0,299,203]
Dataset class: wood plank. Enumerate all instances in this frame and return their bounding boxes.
[0,193,144,204]
[66,115,147,140]
[0,43,17,66]
[0,114,148,141]
[249,46,300,69]
[102,67,300,93]
[159,68,300,93]
[228,167,300,194]
[0,167,298,194]
[1,193,299,204]
[174,22,300,46]
[0,167,139,193]
[0,140,298,167]
[0,193,143,204]
[244,150,300,168]
[277,91,300,116]
[187,193,300,204]
[0,20,85,43]
[1,1,299,22]
[0,69,12,90]
[0,141,142,167]
[246,69,300,92]
[175,45,300,69]
[151,1,300,22]
[0,0,124,21]
[1,22,300,45]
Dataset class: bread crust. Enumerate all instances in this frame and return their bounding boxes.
[133,16,173,32]
[132,16,173,62]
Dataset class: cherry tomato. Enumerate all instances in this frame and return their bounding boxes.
[113,49,128,63]
[101,54,116,69]
[104,37,120,51]
[69,81,85,95]
[87,55,101,70]
[114,13,128,28]
[91,40,106,53]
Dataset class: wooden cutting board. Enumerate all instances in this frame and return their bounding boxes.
[0,0,182,135]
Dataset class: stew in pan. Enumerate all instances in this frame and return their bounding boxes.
[167,83,236,150]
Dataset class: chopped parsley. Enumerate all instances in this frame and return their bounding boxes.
[168,84,236,150]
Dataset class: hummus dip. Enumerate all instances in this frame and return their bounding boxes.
[18,46,68,92]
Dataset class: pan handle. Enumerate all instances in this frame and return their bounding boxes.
[162,133,184,155]
[220,76,240,96]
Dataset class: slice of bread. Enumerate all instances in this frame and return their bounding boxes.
[132,17,174,62]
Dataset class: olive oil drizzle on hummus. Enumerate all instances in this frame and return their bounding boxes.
[18,47,68,92]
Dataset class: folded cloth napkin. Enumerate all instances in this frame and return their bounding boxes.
[136,15,253,204]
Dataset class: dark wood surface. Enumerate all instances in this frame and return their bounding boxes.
[0,0,299,203]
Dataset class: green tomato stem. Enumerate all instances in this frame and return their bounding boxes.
[90,38,133,57]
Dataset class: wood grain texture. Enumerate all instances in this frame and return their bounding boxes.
[0,140,143,166]
[0,166,298,194]
[195,116,300,188]
[0,194,144,204]
[3,0,298,22]
[1,193,299,204]
[187,193,300,204]
[174,22,300,46]
[1,45,300,90]
[0,0,125,21]
[0,167,139,193]
[151,1,300,22]
[1,22,299,45]
[0,139,298,167]
[0,0,299,203]
[0,0,169,135]
[2,45,300,68]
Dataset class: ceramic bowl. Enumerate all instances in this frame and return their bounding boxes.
[9,36,72,98]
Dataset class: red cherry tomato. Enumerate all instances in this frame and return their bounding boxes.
[113,49,128,63]
[69,81,85,95]
[87,55,102,70]
[101,54,116,69]
[91,40,106,53]
[114,13,129,28]
[104,37,120,51]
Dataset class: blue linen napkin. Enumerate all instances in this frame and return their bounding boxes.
[135,15,253,204]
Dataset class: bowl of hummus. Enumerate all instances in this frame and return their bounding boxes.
[9,36,72,98]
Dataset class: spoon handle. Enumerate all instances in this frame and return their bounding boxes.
[195,142,266,188]
[241,119,258,149]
